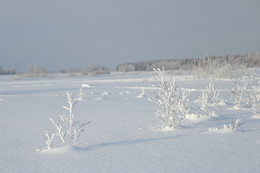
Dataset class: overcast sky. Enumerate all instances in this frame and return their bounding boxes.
[1,0,260,71]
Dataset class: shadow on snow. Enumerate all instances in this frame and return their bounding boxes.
[73,135,185,151]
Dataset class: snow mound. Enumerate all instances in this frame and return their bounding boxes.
[185,114,210,123]
[208,119,244,134]
[81,84,91,88]
[227,106,249,111]
[152,126,175,132]
[208,127,233,134]
[38,145,83,154]
[251,114,260,119]
[159,126,174,132]
[39,145,72,154]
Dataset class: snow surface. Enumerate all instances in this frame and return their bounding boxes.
[0,72,260,173]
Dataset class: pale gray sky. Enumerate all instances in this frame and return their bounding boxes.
[1,0,260,71]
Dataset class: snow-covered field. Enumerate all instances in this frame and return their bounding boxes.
[0,71,260,173]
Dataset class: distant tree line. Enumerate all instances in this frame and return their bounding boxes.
[58,65,110,76]
[116,53,260,72]
[1,64,110,78]
[0,66,16,75]
[2,53,259,77]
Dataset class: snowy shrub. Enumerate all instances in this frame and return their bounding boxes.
[223,118,244,131]
[78,86,84,101]
[195,56,246,79]
[248,79,260,115]
[209,118,244,133]
[195,57,232,79]
[79,84,91,100]
[200,93,217,117]
[205,76,219,103]
[43,92,90,150]
[137,89,146,98]
[97,91,110,100]
[230,79,247,108]
[198,76,221,117]
[178,89,191,116]
[44,130,56,150]
[149,67,191,130]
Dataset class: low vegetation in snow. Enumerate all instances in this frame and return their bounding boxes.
[44,92,90,150]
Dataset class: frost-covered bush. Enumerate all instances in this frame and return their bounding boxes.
[198,76,221,117]
[44,130,56,150]
[195,57,231,79]
[230,79,247,108]
[149,67,191,129]
[79,84,91,100]
[223,118,244,131]
[248,79,260,115]
[200,92,217,117]
[209,118,244,133]
[203,76,220,103]
[137,89,146,98]
[195,56,246,79]
[96,91,110,100]
[78,86,84,101]
[44,92,90,150]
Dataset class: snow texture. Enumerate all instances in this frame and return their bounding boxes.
[0,71,260,173]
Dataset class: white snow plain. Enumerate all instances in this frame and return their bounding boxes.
[0,71,260,173]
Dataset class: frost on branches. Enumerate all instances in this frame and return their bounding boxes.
[209,118,244,133]
[230,79,247,108]
[150,67,190,130]
[223,118,244,131]
[198,76,222,117]
[248,79,260,115]
[43,92,90,150]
